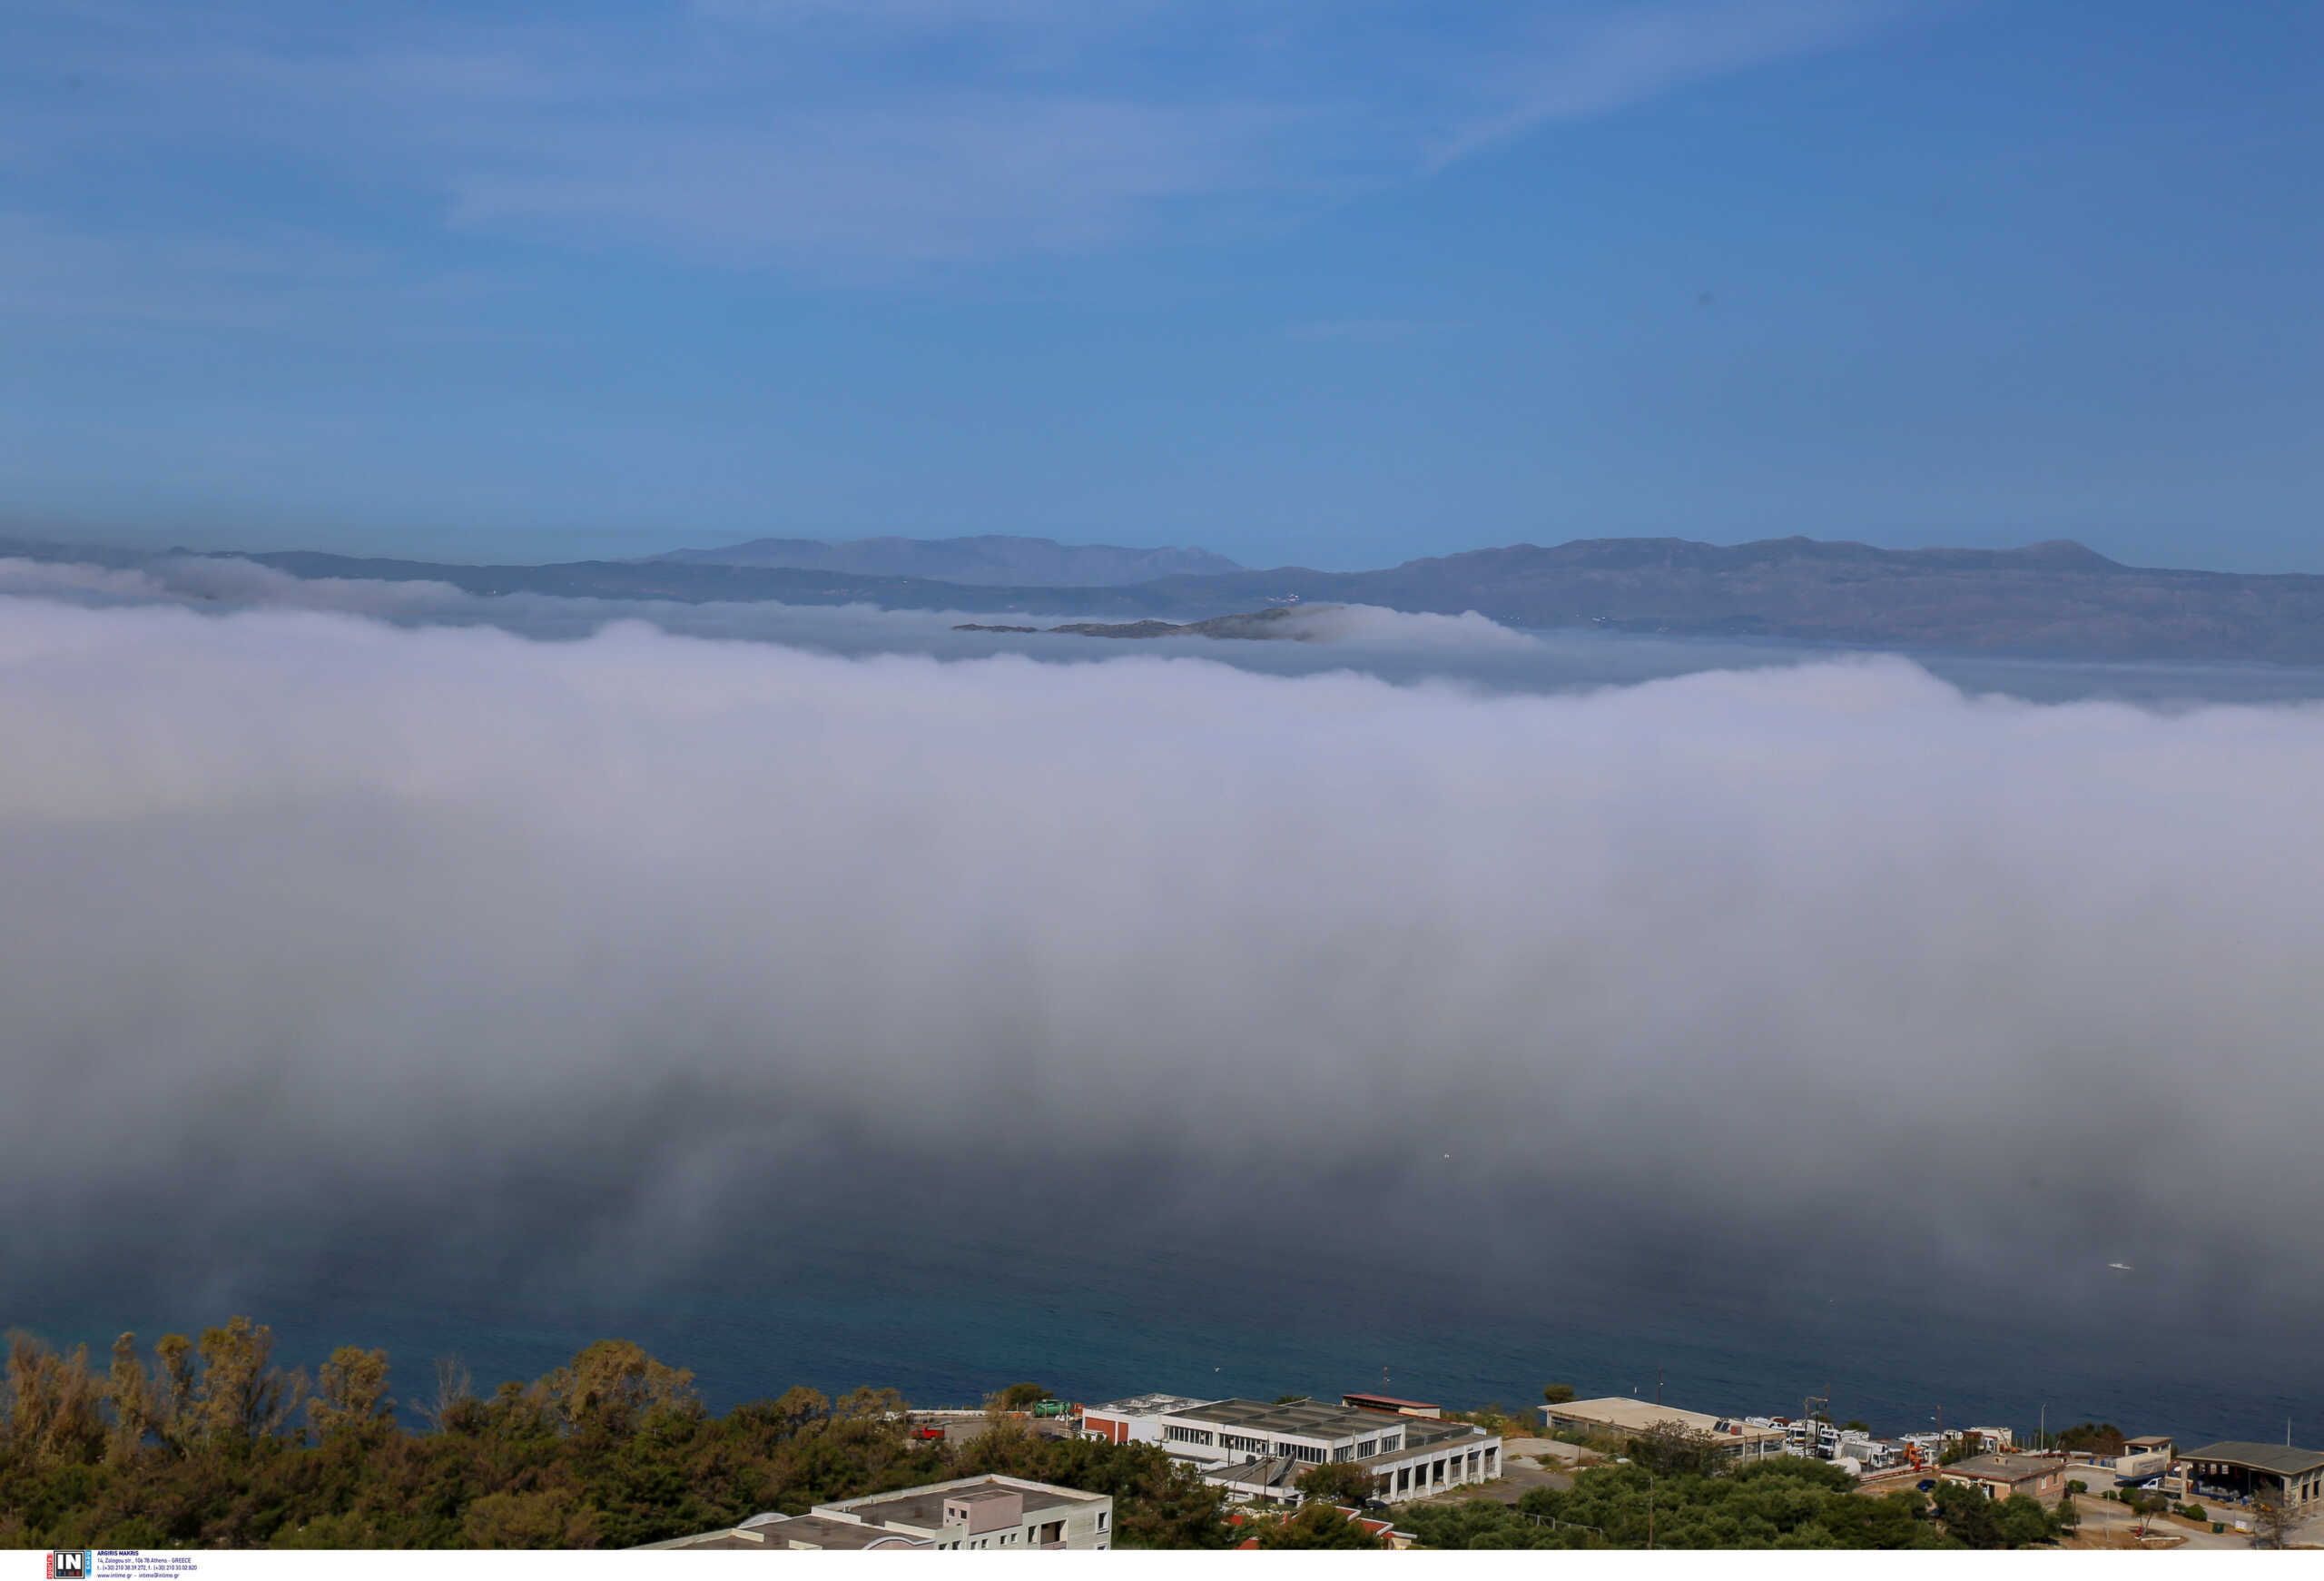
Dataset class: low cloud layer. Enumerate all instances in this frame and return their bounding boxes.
[0,554,1541,660]
[5,591,2323,1334]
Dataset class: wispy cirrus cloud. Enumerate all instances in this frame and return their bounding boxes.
[1433,0,1905,166]
[2,0,1915,274]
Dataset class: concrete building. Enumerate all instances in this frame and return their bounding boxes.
[2181,1442,2324,1509]
[1080,1393,1217,1447]
[639,1475,1114,1552]
[1155,1398,1500,1505]
[1938,1453,2068,1500]
[1541,1398,1788,1463]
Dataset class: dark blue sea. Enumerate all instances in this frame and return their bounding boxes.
[31,1209,2318,1448]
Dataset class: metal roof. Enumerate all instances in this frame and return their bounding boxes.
[2181,1442,2324,1477]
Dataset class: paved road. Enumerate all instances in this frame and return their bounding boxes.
[2063,1496,2246,1550]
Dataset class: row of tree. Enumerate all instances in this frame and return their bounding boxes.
[0,1322,1231,1550]
[1400,1453,2067,1549]
[0,1328,2124,1551]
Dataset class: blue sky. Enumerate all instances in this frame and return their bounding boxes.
[2,0,2317,569]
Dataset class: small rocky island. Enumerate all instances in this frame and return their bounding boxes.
[956,606,1332,640]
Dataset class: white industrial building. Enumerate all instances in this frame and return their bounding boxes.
[1155,1398,1501,1505]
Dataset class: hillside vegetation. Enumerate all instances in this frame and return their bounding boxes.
[0,1324,1227,1550]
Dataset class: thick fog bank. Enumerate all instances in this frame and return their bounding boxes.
[4,593,2323,1349]
[18,552,2324,706]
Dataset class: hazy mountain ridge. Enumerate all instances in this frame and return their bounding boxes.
[653,533,1243,585]
[8,532,2324,661]
[1118,536,2324,662]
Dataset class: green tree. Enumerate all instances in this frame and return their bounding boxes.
[1257,1503,1385,1549]
[2050,1422,2126,1457]
[996,1383,1052,1410]
[832,1386,908,1422]
[151,1332,199,1455]
[1625,1420,1727,1479]
[5,1331,106,1465]
[103,1333,155,1463]
[308,1349,393,1441]
[771,1387,830,1432]
[192,1317,304,1449]
[463,1487,602,1547]
[1403,1457,1954,1549]
[1295,1460,1381,1507]
[536,1339,694,1436]
[1543,1384,1577,1406]
[1932,1483,2058,1548]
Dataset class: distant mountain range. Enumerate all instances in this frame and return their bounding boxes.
[9,530,2324,663]
[651,534,1243,586]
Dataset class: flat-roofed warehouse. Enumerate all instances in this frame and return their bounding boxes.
[2181,1442,2324,1508]
[1540,1398,1788,1462]
[1156,1398,1500,1504]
